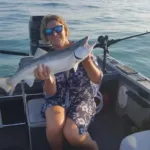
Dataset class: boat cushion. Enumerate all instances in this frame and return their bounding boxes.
[27,98,45,124]
[119,130,150,150]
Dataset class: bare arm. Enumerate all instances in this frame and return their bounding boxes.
[34,64,57,95]
[43,78,57,95]
[82,54,103,84]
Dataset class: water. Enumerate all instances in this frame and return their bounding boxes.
[0,0,150,77]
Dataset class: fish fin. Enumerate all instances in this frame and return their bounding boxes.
[0,77,13,94]
[24,75,35,87]
[73,63,79,72]
[24,79,34,87]
[18,56,34,71]
[34,48,48,59]
[9,85,17,96]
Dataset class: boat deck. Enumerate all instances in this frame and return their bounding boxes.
[0,108,128,150]
[89,110,127,150]
[1,54,147,150]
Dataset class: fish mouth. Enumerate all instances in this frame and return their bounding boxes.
[74,36,90,60]
[83,36,89,46]
[77,36,89,47]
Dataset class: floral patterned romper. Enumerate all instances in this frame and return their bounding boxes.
[41,54,102,135]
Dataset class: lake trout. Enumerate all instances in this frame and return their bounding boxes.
[0,36,95,95]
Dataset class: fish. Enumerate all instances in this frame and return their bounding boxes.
[0,36,95,95]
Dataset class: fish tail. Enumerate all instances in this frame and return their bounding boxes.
[0,77,15,95]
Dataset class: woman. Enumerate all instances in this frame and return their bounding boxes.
[34,14,103,150]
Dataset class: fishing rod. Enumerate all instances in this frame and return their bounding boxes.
[0,31,149,62]
[94,31,150,73]
[0,50,30,56]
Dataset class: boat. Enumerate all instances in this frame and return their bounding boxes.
[0,16,150,150]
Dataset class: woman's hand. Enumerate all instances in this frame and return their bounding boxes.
[34,64,57,95]
[82,53,103,84]
[82,53,92,64]
[34,64,54,82]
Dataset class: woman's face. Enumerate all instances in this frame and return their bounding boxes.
[46,20,68,48]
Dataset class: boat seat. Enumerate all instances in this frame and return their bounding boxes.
[26,93,103,128]
[25,83,103,128]
[26,98,46,127]
[119,130,150,150]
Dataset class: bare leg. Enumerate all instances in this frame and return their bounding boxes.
[45,106,66,150]
[63,117,99,150]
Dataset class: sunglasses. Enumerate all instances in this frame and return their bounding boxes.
[45,25,63,36]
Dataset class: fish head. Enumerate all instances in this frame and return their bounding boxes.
[74,36,95,61]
